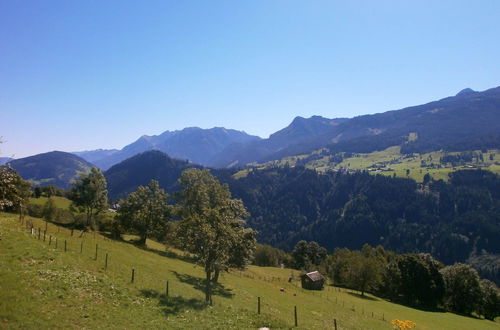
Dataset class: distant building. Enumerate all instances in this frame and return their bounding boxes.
[300,271,325,290]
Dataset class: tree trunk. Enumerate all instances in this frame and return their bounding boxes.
[205,269,212,304]
[212,266,220,283]
[139,233,147,245]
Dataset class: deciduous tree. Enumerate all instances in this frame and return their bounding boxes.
[117,180,170,245]
[176,169,255,304]
[69,167,108,229]
[441,263,482,315]
[479,279,500,320]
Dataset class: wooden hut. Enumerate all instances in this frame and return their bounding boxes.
[300,271,325,290]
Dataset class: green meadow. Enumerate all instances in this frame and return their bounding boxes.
[240,147,500,183]
[29,196,72,210]
[1,213,498,329]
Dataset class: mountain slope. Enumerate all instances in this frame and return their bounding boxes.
[7,151,94,189]
[275,86,500,160]
[72,149,119,164]
[0,157,13,166]
[210,116,348,167]
[77,127,261,170]
[3,213,496,329]
[213,86,500,167]
[105,150,202,200]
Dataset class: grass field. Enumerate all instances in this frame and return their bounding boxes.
[29,196,72,210]
[1,213,499,329]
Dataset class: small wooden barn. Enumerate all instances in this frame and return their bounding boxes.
[300,271,325,290]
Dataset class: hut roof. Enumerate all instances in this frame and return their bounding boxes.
[303,271,324,282]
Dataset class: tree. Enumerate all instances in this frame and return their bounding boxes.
[43,197,57,222]
[292,240,327,271]
[0,166,31,217]
[69,167,108,229]
[479,279,500,320]
[176,169,256,304]
[253,244,287,267]
[347,251,383,296]
[441,263,482,315]
[116,180,170,245]
[396,254,444,308]
[292,240,311,270]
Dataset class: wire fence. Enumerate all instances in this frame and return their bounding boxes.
[16,216,391,329]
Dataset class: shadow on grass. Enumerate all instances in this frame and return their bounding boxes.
[140,289,206,315]
[171,271,234,298]
[347,292,379,301]
[103,233,196,263]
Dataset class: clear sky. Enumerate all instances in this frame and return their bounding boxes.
[1,0,499,158]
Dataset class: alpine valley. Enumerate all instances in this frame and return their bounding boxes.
[5,86,500,285]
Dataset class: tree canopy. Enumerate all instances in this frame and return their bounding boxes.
[176,169,256,304]
[116,180,170,245]
[69,167,108,229]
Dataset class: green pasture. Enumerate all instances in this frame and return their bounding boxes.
[1,213,498,329]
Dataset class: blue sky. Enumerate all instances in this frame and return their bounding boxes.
[1,0,499,158]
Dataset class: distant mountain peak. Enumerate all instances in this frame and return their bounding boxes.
[456,88,476,96]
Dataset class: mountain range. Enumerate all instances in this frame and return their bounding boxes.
[6,85,500,190]
[74,127,260,170]
[71,86,500,170]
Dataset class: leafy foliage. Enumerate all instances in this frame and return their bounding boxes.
[0,166,31,215]
[116,180,171,244]
[291,240,326,271]
[69,167,108,228]
[479,279,500,320]
[441,263,482,315]
[176,169,256,303]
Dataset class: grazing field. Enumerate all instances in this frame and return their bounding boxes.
[1,213,499,329]
[29,196,72,210]
[240,147,500,182]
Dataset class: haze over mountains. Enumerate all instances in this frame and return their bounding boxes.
[71,86,500,170]
[73,127,261,170]
[5,85,500,190]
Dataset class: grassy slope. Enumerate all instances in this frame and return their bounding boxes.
[1,213,499,329]
[29,196,72,209]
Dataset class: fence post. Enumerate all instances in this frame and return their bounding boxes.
[95,244,98,260]
[64,240,67,252]
[294,306,298,327]
[43,230,46,242]
[166,280,169,297]
[258,296,261,314]
[105,253,108,270]
[334,318,338,330]
[38,228,41,240]
[131,269,135,283]
[80,241,83,254]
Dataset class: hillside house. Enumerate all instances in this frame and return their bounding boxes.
[301,271,325,290]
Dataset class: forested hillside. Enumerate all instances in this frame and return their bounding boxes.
[105,150,201,200]
[220,168,500,281]
[102,149,500,283]
[7,151,93,189]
